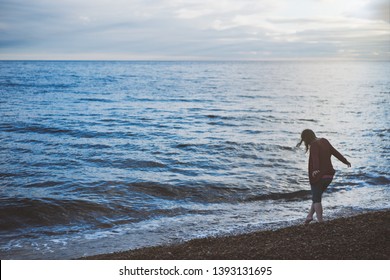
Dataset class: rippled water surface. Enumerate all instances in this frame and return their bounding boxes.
[0,61,389,259]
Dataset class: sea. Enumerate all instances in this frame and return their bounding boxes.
[0,60,389,259]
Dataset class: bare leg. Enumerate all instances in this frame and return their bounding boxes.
[305,203,315,223]
[307,203,315,219]
[313,202,323,222]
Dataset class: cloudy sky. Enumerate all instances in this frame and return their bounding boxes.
[0,0,389,60]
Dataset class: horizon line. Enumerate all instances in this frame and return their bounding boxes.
[1,58,389,62]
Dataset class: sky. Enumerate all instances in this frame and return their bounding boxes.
[0,0,389,60]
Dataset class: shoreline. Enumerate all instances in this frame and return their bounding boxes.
[82,210,390,260]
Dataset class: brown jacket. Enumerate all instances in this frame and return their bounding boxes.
[309,138,349,184]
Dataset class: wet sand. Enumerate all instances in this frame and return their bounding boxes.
[83,210,389,260]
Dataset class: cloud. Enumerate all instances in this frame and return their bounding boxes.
[346,0,390,22]
[0,0,388,60]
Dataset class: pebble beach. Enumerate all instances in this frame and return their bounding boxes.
[83,210,389,260]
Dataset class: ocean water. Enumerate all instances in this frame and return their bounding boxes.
[0,60,389,259]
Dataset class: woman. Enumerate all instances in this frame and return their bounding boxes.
[297,129,351,223]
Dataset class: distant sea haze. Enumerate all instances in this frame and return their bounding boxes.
[0,61,389,259]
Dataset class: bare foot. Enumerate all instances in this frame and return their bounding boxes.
[304,218,313,224]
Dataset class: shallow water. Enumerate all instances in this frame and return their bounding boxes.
[0,61,389,259]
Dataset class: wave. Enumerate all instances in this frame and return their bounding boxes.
[70,143,112,150]
[244,190,311,202]
[85,158,166,169]
[0,177,383,234]
[0,173,19,178]
[0,121,131,139]
[77,98,114,103]
[0,81,76,89]
[0,197,142,231]
[1,122,74,135]
[175,141,295,153]
[126,181,311,204]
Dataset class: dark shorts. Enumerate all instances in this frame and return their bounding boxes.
[311,178,333,203]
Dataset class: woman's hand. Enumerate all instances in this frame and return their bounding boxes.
[346,162,351,168]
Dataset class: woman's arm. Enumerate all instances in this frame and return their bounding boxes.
[329,142,351,167]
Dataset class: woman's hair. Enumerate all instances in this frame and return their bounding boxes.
[296,129,317,153]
